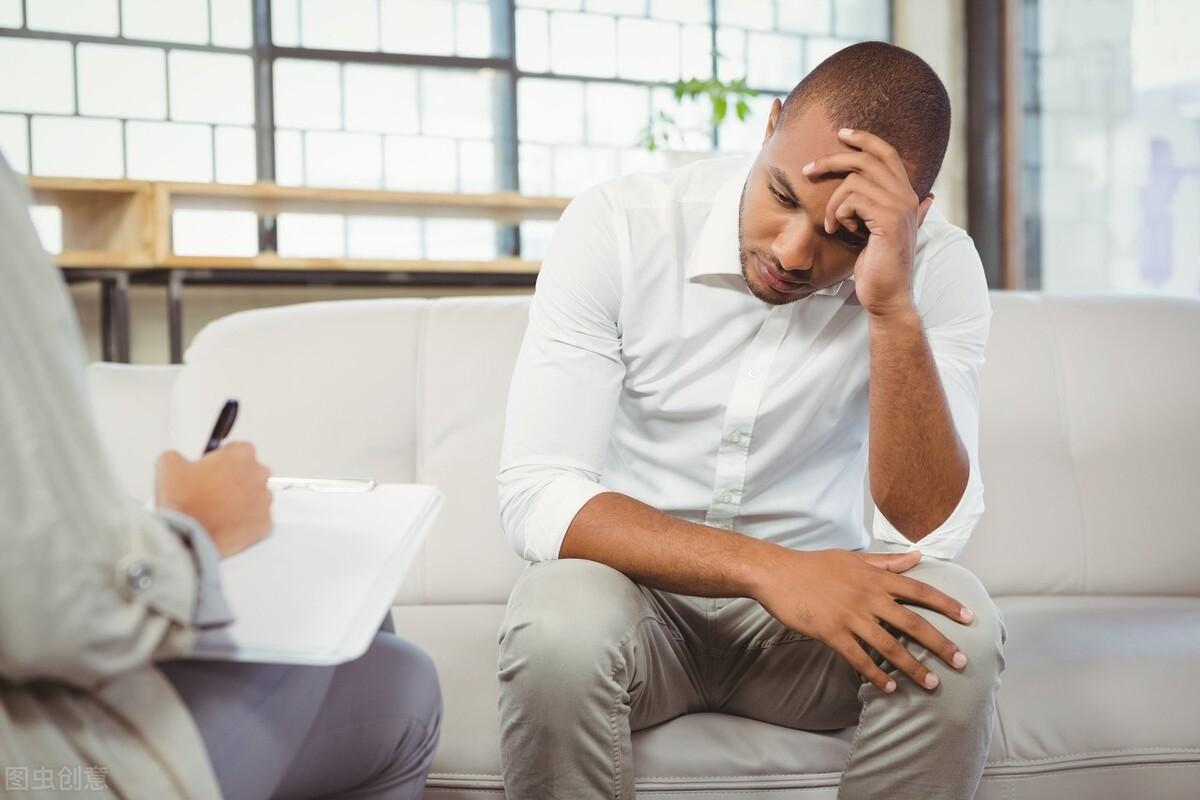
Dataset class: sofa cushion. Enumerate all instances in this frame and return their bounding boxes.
[392,596,1200,798]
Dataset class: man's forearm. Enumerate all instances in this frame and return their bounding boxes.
[867,306,969,540]
[558,491,780,598]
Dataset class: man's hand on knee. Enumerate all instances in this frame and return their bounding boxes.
[748,546,973,694]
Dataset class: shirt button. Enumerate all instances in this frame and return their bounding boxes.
[125,560,155,593]
[720,492,733,503]
[747,368,760,378]
[727,432,742,444]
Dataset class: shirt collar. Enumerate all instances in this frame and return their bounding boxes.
[684,156,846,297]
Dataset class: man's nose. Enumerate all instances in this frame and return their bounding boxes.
[770,219,816,275]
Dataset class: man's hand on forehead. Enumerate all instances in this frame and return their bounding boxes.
[800,128,926,239]
[799,127,933,316]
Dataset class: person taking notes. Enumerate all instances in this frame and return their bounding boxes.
[0,152,441,799]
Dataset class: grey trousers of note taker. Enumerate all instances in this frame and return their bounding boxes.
[160,616,441,800]
[497,545,1006,800]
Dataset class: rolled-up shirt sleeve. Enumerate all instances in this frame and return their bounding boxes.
[872,233,992,561]
[154,508,236,628]
[498,186,625,563]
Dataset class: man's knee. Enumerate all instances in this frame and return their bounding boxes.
[898,558,1006,704]
[498,558,651,686]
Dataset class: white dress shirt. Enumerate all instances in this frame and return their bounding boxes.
[498,155,991,564]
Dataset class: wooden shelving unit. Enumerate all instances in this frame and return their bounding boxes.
[28,176,569,362]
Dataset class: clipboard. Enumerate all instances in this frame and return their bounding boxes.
[187,482,442,665]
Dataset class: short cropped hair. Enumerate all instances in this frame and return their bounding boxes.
[779,41,951,197]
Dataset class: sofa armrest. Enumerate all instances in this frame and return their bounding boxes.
[86,363,182,504]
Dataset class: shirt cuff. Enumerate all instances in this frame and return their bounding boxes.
[522,474,612,562]
[871,467,984,562]
[153,508,236,628]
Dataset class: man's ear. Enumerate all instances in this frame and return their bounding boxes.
[917,193,934,227]
[762,98,784,145]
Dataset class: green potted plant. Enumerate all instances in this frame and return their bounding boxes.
[641,72,758,161]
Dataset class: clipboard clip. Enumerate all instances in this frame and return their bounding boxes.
[268,477,378,493]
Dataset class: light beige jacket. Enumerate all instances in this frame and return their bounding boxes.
[0,156,225,798]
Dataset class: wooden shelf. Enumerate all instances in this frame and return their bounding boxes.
[161,254,541,274]
[27,176,568,274]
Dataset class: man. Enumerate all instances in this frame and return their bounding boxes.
[496,42,1005,799]
[0,153,441,798]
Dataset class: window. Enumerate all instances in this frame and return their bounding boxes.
[1023,0,1200,295]
[0,0,891,260]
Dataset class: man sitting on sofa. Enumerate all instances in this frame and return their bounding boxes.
[496,42,1006,799]
[0,153,441,799]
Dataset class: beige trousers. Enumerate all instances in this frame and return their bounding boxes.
[497,547,1006,799]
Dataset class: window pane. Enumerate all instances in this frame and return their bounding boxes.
[173,209,258,256]
[715,26,745,82]
[550,13,617,78]
[29,206,63,253]
[515,9,550,72]
[518,219,556,260]
[211,0,253,48]
[424,218,497,260]
[274,129,304,184]
[274,59,341,130]
[169,51,254,125]
[588,0,643,14]
[585,82,648,147]
[777,0,833,35]
[31,116,123,178]
[0,39,75,115]
[458,139,496,192]
[214,125,256,183]
[0,114,29,173]
[301,0,378,51]
[650,0,709,24]
[303,130,382,188]
[121,0,209,44]
[421,70,494,138]
[518,143,552,195]
[617,17,680,82]
[455,1,493,57]
[28,0,120,36]
[381,0,455,56]
[518,78,584,144]
[746,32,804,91]
[0,0,22,27]
[517,0,581,9]
[125,121,213,181]
[384,135,457,192]
[552,144,617,194]
[681,23,713,79]
[344,64,419,134]
[77,44,166,120]
[347,215,422,259]
[717,0,771,29]
[277,212,345,258]
[832,0,888,39]
[272,0,300,45]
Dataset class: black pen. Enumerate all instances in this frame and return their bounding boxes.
[203,399,239,454]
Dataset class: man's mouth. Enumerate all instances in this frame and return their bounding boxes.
[755,253,811,294]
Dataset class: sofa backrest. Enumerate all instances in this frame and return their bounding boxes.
[163,292,1200,602]
[169,297,531,605]
[963,292,1199,596]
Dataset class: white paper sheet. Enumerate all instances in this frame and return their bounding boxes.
[189,483,442,665]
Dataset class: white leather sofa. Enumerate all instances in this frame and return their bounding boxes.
[87,292,1200,799]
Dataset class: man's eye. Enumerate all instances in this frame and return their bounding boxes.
[836,228,868,249]
[769,186,795,208]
